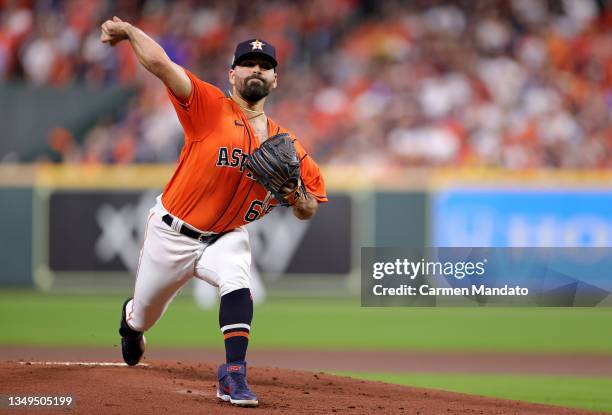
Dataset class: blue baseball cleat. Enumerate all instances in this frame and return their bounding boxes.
[217,361,259,407]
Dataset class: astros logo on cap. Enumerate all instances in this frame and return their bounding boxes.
[250,40,264,50]
[232,38,277,68]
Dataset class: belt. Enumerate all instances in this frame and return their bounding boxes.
[162,214,226,244]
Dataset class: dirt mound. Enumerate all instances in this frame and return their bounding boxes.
[0,360,604,414]
[5,346,612,377]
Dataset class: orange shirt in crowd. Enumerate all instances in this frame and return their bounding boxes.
[161,69,328,233]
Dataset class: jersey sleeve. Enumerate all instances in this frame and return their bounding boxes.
[166,68,225,142]
[294,140,328,203]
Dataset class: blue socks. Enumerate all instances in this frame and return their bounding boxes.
[219,288,253,363]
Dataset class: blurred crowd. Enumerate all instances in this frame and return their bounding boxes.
[1,0,611,168]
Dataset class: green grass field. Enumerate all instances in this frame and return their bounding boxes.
[335,372,612,413]
[1,291,611,352]
[1,290,611,412]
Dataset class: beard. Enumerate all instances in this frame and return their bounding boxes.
[238,75,272,103]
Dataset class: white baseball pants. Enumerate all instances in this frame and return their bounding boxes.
[125,196,252,332]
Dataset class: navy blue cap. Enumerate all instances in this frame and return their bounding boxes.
[231,39,277,69]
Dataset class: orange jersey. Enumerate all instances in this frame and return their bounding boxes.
[161,68,328,233]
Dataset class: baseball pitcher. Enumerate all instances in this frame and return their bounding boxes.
[100,16,327,407]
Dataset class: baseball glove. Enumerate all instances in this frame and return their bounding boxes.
[245,133,305,207]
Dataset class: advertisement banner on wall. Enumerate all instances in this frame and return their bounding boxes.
[432,190,612,247]
[48,190,352,276]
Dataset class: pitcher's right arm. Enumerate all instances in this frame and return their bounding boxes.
[100,16,192,101]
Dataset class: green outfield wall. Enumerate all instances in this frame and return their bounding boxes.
[0,84,135,161]
[0,188,33,285]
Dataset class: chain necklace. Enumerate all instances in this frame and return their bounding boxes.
[228,91,265,120]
